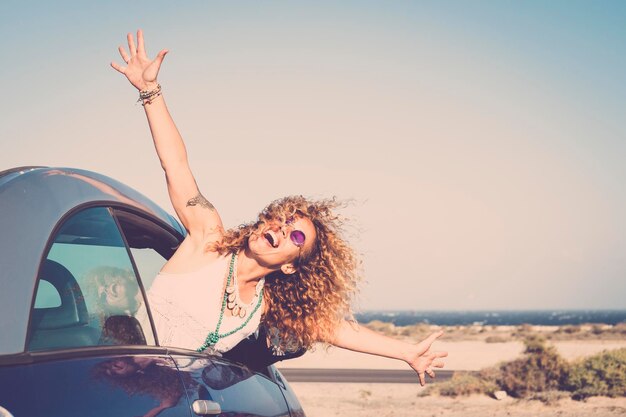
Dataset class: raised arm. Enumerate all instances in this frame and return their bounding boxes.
[330,321,448,386]
[111,30,223,242]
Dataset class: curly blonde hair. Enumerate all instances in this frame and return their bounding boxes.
[213,196,360,352]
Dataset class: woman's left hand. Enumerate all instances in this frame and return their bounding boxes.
[111,29,168,91]
[404,331,448,386]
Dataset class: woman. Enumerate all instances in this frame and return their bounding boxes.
[111,30,447,386]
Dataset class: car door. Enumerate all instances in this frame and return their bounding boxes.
[0,206,191,417]
[111,208,298,417]
[0,354,190,417]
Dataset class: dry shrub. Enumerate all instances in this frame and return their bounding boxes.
[591,324,606,335]
[423,336,626,401]
[607,322,626,337]
[425,372,497,397]
[495,335,569,398]
[565,348,626,400]
[557,325,582,334]
[511,323,534,339]
[548,322,626,341]
[363,320,397,336]
[485,335,509,343]
[358,389,372,400]
[399,323,431,338]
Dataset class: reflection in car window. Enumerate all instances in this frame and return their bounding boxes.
[28,207,155,351]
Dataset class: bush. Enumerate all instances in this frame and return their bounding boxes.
[564,348,626,400]
[612,322,626,336]
[363,320,397,336]
[495,336,569,398]
[485,335,509,343]
[591,324,605,335]
[511,323,534,340]
[426,372,497,397]
[557,325,581,334]
[399,323,430,338]
[421,336,626,401]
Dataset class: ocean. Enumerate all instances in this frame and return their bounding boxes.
[355,310,626,326]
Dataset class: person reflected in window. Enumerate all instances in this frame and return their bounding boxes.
[84,266,145,345]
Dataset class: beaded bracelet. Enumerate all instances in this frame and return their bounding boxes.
[137,84,162,106]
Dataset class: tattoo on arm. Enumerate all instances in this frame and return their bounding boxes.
[186,193,215,211]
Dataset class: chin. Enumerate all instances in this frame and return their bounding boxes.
[244,236,264,257]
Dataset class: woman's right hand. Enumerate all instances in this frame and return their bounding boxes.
[403,331,448,386]
[111,29,168,91]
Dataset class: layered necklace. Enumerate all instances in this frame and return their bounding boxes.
[225,253,264,318]
[197,252,264,352]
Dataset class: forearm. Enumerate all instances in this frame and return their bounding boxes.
[331,321,448,385]
[142,92,189,172]
[330,320,414,363]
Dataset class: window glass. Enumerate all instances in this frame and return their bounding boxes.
[112,209,183,348]
[33,280,61,308]
[129,248,168,291]
[28,207,155,351]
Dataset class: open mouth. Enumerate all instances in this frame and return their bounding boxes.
[264,231,278,248]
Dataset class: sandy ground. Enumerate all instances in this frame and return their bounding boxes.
[278,337,626,417]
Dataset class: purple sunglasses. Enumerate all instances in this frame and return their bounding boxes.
[284,217,306,247]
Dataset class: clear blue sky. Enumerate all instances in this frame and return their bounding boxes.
[2,1,625,310]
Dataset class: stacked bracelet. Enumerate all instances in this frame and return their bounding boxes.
[137,84,162,106]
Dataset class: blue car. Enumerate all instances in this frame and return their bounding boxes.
[0,166,305,417]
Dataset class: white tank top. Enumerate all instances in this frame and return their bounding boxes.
[144,254,265,353]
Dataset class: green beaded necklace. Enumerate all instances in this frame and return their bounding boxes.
[197,253,264,352]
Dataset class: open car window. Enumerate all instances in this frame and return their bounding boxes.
[28,207,156,351]
[111,209,181,293]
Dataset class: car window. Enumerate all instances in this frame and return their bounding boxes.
[28,207,156,351]
[33,280,62,308]
[128,248,167,291]
[111,209,182,348]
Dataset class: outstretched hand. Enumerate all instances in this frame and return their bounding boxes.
[111,29,168,91]
[405,330,448,386]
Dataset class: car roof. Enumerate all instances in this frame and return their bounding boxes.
[0,166,185,355]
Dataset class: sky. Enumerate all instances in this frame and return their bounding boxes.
[1,1,625,310]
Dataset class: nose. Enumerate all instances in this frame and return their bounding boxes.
[281,223,295,240]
